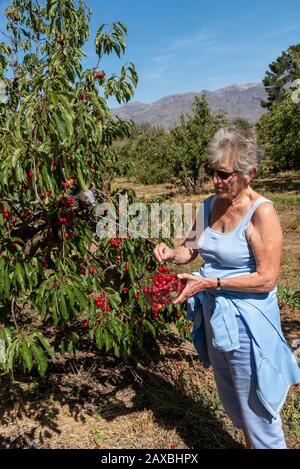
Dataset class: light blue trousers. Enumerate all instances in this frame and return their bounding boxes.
[203,309,287,449]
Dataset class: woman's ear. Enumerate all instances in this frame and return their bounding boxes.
[245,166,257,183]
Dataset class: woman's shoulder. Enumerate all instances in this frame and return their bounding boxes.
[248,193,280,228]
[250,191,275,210]
[249,190,270,203]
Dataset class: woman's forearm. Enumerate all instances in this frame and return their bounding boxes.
[214,272,277,293]
[172,245,198,265]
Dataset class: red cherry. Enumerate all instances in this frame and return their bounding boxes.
[67,178,75,186]
[26,171,33,179]
[20,208,30,220]
[89,267,95,274]
[41,258,48,267]
[65,197,73,206]
[80,269,85,274]
[9,216,17,225]
[56,37,64,46]
[94,71,105,80]
[82,321,89,328]
[79,94,89,101]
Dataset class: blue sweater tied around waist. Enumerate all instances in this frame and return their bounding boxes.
[187,272,300,419]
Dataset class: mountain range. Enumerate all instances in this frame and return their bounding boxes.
[111,82,268,129]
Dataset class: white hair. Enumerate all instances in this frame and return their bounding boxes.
[207,126,264,174]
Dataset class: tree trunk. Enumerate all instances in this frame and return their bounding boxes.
[10,190,96,255]
[195,164,205,194]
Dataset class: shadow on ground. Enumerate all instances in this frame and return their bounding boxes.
[0,333,243,449]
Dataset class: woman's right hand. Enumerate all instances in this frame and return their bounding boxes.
[153,243,175,264]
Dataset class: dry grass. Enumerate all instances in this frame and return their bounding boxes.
[112,178,178,202]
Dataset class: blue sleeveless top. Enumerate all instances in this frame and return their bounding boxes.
[187,195,300,416]
[198,195,275,284]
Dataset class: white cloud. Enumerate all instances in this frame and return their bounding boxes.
[261,23,300,39]
[165,27,220,53]
[140,63,170,81]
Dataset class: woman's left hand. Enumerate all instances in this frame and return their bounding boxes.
[172,274,214,304]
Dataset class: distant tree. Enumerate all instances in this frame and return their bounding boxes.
[170,95,228,194]
[257,93,300,171]
[261,44,300,109]
[117,125,174,184]
[232,117,252,132]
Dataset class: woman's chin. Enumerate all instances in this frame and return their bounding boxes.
[215,191,233,200]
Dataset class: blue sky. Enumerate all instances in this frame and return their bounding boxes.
[0,0,300,107]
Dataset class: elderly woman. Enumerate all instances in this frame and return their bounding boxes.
[153,126,300,449]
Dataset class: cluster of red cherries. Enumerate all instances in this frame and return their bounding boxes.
[142,266,187,317]
[83,292,112,328]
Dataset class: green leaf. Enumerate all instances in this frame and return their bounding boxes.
[65,285,75,308]
[143,319,156,337]
[58,291,69,320]
[138,295,145,310]
[76,166,89,191]
[11,148,22,168]
[35,331,56,361]
[49,91,59,107]
[59,340,65,356]
[67,339,75,356]
[31,343,48,377]
[1,327,12,345]
[116,22,128,34]
[52,107,73,142]
[109,295,120,309]
[126,240,135,256]
[3,268,11,297]
[128,263,136,283]
[21,340,33,371]
[95,324,103,348]
[113,342,120,357]
[6,340,18,374]
[15,262,25,289]
[73,286,88,309]
[51,294,59,327]
[104,330,111,351]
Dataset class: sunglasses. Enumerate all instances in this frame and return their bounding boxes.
[207,167,239,181]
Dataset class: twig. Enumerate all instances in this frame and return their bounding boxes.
[11,296,19,332]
